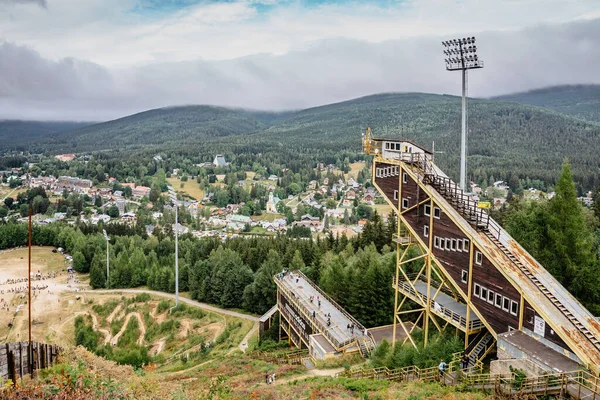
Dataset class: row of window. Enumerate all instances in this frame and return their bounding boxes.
[423,204,441,219]
[469,278,519,316]
[384,142,403,151]
[375,166,399,178]
[431,234,483,264]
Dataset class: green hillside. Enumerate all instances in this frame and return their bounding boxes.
[4,92,600,190]
[0,120,90,151]
[491,85,600,122]
[48,105,271,152]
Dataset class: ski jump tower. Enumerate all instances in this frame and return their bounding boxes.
[362,127,600,375]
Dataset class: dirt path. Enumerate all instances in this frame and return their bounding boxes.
[150,337,167,356]
[228,321,258,355]
[106,303,122,323]
[89,313,112,345]
[92,289,259,321]
[110,312,145,346]
[268,367,344,386]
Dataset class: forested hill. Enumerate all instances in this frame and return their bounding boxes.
[491,85,600,122]
[0,120,90,152]
[3,92,600,190]
[48,105,273,152]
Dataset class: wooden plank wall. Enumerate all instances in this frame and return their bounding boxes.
[0,342,61,383]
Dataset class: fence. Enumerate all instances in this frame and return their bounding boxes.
[0,342,61,383]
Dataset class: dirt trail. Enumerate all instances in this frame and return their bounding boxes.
[89,313,111,344]
[107,304,122,323]
[150,337,167,356]
[267,367,344,386]
[92,289,259,321]
[228,321,258,355]
[111,312,145,346]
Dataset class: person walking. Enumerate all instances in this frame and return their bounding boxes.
[438,360,447,381]
[461,353,469,370]
[265,373,269,385]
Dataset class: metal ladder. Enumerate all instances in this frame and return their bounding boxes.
[483,231,600,352]
[358,337,375,358]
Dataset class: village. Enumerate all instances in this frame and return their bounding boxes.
[1,153,596,242]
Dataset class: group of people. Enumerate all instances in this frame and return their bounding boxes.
[438,353,472,381]
[346,323,366,337]
[264,373,276,385]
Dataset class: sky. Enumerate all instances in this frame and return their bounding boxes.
[0,0,599,121]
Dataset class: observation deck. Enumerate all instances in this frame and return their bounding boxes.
[274,270,375,357]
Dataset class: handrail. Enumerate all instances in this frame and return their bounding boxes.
[285,270,377,349]
[276,278,348,350]
[392,276,482,331]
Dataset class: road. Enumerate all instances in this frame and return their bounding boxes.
[91,289,259,322]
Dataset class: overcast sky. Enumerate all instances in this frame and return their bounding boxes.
[1,0,599,121]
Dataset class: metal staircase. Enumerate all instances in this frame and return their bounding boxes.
[358,337,376,358]
[483,231,600,352]
[409,155,600,354]
[466,330,494,367]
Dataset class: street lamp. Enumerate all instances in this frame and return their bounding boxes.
[102,229,110,288]
[168,187,179,307]
[442,36,484,192]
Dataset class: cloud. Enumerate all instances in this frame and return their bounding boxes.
[0,0,46,8]
[0,18,599,121]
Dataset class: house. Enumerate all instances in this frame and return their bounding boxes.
[493,181,509,190]
[362,193,375,205]
[213,155,228,167]
[153,155,163,162]
[113,190,123,198]
[133,186,151,198]
[266,192,280,213]
[173,223,189,235]
[237,180,246,187]
[121,182,136,189]
[342,199,352,207]
[323,178,329,185]
[227,204,242,213]
[91,214,111,224]
[108,177,116,184]
[308,180,317,190]
[53,176,92,194]
[152,212,163,220]
[55,154,76,162]
[268,174,278,181]
[54,212,67,221]
[121,212,137,223]
[346,190,357,200]
[203,192,214,203]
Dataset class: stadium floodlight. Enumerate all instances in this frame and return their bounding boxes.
[167,187,179,308]
[442,35,484,192]
[102,229,110,288]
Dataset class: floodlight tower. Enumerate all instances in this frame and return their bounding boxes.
[442,36,484,191]
[168,187,179,307]
[102,229,110,288]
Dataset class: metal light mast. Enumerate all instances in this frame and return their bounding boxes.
[168,187,179,307]
[102,229,110,288]
[442,36,483,191]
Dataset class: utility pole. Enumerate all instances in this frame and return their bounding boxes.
[102,230,110,288]
[442,36,484,192]
[28,208,33,378]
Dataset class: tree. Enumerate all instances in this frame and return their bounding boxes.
[593,186,600,220]
[89,253,107,289]
[4,197,13,209]
[343,209,350,226]
[19,204,29,217]
[107,205,120,218]
[243,249,282,313]
[72,251,88,273]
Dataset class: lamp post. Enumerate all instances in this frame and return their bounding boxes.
[442,36,484,192]
[102,229,110,288]
[168,187,179,307]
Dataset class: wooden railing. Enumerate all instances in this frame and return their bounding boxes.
[276,270,376,352]
[392,276,482,332]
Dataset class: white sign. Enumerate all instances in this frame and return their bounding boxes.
[534,315,545,337]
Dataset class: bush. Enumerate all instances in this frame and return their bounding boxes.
[157,299,171,313]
